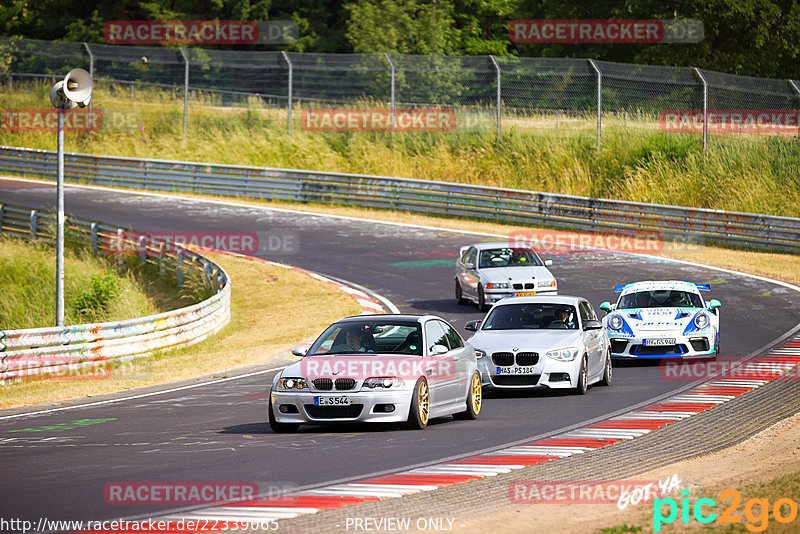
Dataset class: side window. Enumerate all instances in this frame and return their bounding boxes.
[578,302,590,324]
[583,302,597,321]
[465,248,477,266]
[425,321,450,353]
[440,321,463,349]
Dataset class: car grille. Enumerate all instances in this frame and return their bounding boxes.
[313,378,357,391]
[689,338,710,352]
[335,378,356,391]
[492,375,541,386]
[491,352,515,366]
[512,283,535,290]
[304,405,364,419]
[516,352,539,366]
[491,352,538,366]
[313,378,333,391]
[631,344,687,356]
[610,339,629,354]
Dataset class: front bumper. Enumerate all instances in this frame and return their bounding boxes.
[608,332,716,359]
[270,389,413,424]
[485,287,558,304]
[476,354,578,389]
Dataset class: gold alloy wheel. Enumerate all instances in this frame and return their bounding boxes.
[470,373,482,414]
[418,380,430,425]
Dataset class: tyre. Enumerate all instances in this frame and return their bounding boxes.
[598,350,612,386]
[714,332,720,358]
[478,285,489,312]
[455,279,467,305]
[269,401,300,433]
[454,372,482,420]
[406,378,430,430]
[573,355,588,395]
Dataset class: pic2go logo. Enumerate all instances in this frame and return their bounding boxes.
[654,489,799,532]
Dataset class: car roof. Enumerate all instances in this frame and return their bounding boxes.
[619,281,702,296]
[492,295,585,306]
[471,241,535,251]
[336,314,439,323]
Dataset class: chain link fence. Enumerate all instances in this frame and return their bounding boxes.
[2,36,799,148]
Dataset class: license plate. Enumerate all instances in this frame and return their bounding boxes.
[644,338,676,346]
[496,366,536,375]
[315,396,350,406]
[514,291,536,297]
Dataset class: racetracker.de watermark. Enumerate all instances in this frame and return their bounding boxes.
[660,358,800,381]
[103,20,298,45]
[104,481,259,505]
[103,230,299,256]
[509,19,703,43]
[509,476,681,507]
[507,229,702,255]
[300,108,456,133]
[660,109,800,134]
[1,108,101,132]
[299,355,457,381]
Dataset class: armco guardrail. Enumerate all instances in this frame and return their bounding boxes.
[0,202,231,383]
[0,146,798,252]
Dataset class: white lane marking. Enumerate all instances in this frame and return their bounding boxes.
[304,488,407,498]
[669,395,735,403]
[409,465,515,475]
[339,483,439,492]
[622,411,697,419]
[706,380,767,387]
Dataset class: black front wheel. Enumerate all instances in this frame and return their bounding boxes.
[455,280,467,305]
[598,351,612,386]
[406,378,430,430]
[478,285,489,312]
[269,402,300,433]
[454,372,482,420]
[573,356,588,395]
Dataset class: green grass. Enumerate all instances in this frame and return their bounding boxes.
[3,80,800,217]
[0,234,190,329]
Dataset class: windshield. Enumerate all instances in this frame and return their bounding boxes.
[482,303,578,330]
[478,247,543,269]
[618,290,704,309]
[307,320,423,356]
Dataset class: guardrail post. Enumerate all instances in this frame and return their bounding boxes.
[588,59,602,150]
[159,242,166,276]
[116,228,124,268]
[384,53,396,135]
[176,249,184,286]
[489,55,502,143]
[8,73,12,91]
[281,51,293,132]
[179,48,189,140]
[0,204,4,231]
[84,43,94,116]
[29,209,37,239]
[90,222,98,255]
[138,235,147,265]
[693,67,708,153]
[790,80,800,140]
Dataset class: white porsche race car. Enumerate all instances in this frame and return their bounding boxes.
[599,281,721,359]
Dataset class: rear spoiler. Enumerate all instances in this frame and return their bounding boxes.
[613,285,628,293]
[695,283,711,291]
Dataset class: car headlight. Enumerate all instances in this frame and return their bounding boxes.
[475,350,487,359]
[363,377,403,389]
[694,313,710,329]
[277,377,308,390]
[537,280,556,288]
[546,347,579,362]
[486,282,509,289]
[608,315,624,330]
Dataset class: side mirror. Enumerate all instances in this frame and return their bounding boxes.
[707,299,721,310]
[291,346,308,357]
[599,302,612,313]
[431,344,449,355]
[544,259,553,267]
[463,262,475,270]
[584,319,603,330]
[464,320,481,332]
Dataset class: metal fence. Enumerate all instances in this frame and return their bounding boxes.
[1,146,798,253]
[2,36,799,148]
[0,202,232,383]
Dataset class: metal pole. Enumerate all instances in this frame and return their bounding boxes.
[56,109,65,326]
[489,55,502,143]
[588,59,602,150]
[179,47,189,139]
[693,67,708,153]
[281,51,293,132]
[84,43,94,116]
[790,80,800,140]
[384,53,396,135]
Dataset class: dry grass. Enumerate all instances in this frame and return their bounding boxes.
[0,252,361,409]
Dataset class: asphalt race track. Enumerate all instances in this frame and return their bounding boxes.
[1,178,798,527]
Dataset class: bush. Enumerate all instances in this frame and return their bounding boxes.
[70,272,121,319]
